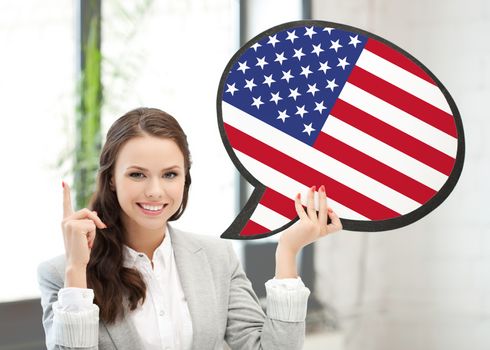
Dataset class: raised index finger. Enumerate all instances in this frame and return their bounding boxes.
[62,181,74,218]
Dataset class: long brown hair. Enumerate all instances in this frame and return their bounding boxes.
[87,107,192,324]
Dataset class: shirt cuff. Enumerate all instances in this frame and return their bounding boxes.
[267,276,305,289]
[265,276,311,322]
[58,287,95,311]
[52,299,99,347]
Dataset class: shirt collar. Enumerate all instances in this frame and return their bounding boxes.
[122,225,172,269]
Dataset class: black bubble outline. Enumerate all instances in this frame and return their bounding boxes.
[216,20,465,239]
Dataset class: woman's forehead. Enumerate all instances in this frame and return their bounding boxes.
[116,136,184,169]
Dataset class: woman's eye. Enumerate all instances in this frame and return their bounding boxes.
[164,172,177,179]
[129,172,145,179]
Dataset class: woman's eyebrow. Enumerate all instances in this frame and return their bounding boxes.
[126,165,181,171]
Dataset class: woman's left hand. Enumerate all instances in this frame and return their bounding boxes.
[278,185,342,255]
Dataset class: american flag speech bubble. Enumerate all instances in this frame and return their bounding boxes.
[217,20,465,239]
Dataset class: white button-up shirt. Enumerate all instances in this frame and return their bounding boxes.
[122,231,193,350]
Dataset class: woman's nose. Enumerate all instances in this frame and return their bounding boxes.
[145,178,165,198]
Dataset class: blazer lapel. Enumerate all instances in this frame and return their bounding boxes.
[169,225,219,350]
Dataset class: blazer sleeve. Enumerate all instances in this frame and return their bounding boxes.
[224,242,311,350]
[37,259,100,350]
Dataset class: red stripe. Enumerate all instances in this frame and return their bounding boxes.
[331,99,456,176]
[349,66,457,138]
[314,132,436,204]
[224,122,400,220]
[243,188,307,236]
[240,220,269,236]
[365,39,435,85]
[259,187,297,220]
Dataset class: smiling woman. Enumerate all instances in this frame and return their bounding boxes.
[110,135,188,258]
[37,107,342,349]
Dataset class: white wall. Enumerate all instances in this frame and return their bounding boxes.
[0,0,75,302]
[313,1,490,349]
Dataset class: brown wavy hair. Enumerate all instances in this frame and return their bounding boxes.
[87,107,192,324]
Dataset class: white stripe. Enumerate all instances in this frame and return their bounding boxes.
[250,204,290,231]
[223,102,420,215]
[234,149,368,221]
[339,82,458,157]
[323,116,447,190]
[356,49,452,114]
[247,203,281,243]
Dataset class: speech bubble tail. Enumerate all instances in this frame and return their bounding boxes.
[220,186,298,240]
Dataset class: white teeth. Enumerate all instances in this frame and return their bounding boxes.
[140,204,164,211]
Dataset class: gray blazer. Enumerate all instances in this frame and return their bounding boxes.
[38,225,309,350]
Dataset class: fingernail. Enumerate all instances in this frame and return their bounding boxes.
[311,185,316,191]
[296,193,301,200]
[328,207,333,212]
[62,181,65,189]
[320,185,325,193]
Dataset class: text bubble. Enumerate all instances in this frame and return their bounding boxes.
[217,20,464,239]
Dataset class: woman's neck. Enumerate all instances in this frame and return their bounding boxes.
[124,226,167,261]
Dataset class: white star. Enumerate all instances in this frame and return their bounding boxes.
[263,74,276,87]
[281,70,294,83]
[304,26,317,39]
[318,60,331,74]
[293,48,306,61]
[251,96,264,109]
[288,88,301,100]
[311,43,324,57]
[237,61,249,73]
[307,83,319,96]
[226,83,238,96]
[303,123,316,136]
[337,57,350,70]
[323,27,334,34]
[251,42,262,51]
[300,65,313,78]
[348,35,361,48]
[244,78,257,91]
[256,56,268,69]
[330,39,342,52]
[270,92,282,105]
[295,105,308,118]
[274,52,287,65]
[267,34,280,47]
[286,30,299,43]
[277,109,290,123]
[326,78,338,91]
[314,101,327,114]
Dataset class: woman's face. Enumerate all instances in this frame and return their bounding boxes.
[111,134,186,237]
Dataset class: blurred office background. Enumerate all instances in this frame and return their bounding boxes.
[0,0,488,349]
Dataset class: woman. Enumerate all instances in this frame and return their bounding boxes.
[37,107,342,349]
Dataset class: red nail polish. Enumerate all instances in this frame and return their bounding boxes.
[62,181,65,189]
[296,193,301,200]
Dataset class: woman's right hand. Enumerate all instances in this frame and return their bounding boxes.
[61,182,107,270]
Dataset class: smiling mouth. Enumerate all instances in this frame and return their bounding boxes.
[137,203,168,215]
